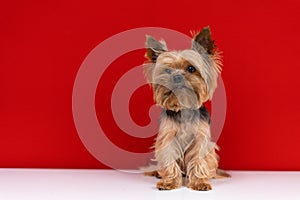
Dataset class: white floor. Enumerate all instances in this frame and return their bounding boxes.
[0,169,299,200]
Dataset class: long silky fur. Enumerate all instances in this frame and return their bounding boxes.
[142,28,229,190]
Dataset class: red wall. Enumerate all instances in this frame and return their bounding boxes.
[1,0,300,170]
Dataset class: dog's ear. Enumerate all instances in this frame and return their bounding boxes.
[145,35,168,63]
[192,26,216,55]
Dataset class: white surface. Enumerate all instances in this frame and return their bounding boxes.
[0,169,299,200]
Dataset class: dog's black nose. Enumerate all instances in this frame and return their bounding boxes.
[173,74,183,84]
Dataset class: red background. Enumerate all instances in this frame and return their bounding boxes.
[1,0,300,170]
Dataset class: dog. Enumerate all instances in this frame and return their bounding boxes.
[143,27,229,191]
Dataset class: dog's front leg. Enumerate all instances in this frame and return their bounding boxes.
[156,161,182,190]
[185,143,212,190]
[185,122,217,191]
[154,119,182,190]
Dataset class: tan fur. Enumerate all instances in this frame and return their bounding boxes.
[143,27,229,191]
[149,52,211,112]
[153,114,220,190]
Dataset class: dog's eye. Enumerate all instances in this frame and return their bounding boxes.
[187,65,196,73]
[165,68,172,74]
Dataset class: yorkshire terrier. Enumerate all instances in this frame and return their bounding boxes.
[143,27,229,191]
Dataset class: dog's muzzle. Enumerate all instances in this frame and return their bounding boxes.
[173,74,183,84]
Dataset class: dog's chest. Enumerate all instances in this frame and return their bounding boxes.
[163,108,209,152]
[175,121,198,152]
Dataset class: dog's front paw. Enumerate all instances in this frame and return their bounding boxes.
[156,179,180,190]
[188,179,212,191]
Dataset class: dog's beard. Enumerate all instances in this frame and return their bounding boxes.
[154,84,200,112]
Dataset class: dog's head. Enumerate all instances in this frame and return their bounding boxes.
[144,27,222,112]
